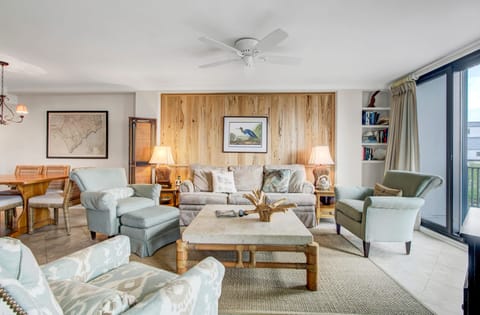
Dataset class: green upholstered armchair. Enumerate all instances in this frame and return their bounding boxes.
[70,168,161,240]
[334,170,443,257]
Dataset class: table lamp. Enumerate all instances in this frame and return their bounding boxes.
[308,145,334,190]
[149,146,175,188]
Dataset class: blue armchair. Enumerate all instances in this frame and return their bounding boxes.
[335,170,443,257]
[0,235,225,315]
[70,168,161,239]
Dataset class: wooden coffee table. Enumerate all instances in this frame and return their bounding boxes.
[176,204,319,290]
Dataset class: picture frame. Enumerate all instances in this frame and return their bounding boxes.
[46,111,108,158]
[223,116,268,153]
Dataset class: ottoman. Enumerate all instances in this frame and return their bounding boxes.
[120,205,180,257]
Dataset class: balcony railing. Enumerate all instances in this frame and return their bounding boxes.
[468,163,480,207]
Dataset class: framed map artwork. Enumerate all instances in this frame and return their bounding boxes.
[47,111,108,158]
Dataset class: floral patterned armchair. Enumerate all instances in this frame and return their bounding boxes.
[0,236,225,315]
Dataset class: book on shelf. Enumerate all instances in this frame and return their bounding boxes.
[362,147,386,161]
[362,128,389,143]
[362,111,381,125]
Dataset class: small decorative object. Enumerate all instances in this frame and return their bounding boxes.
[242,189,297,222]
[149,146,175,188]
[318,175,330,190]
[309,145,334,190]
[175,176,182,190]
[368,90,380,108]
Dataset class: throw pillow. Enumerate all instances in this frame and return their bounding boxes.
[228,165,264,191]
[373,183,403,196]
[101,187,135,200]
[262,169,291,193]
[49,280,136,315]
[211,170,237,193]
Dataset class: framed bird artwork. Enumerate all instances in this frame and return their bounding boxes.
[223,116,268,153]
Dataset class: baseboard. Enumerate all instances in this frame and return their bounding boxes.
[419,226,467,251]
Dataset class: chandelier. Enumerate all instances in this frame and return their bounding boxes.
[0,61,28,125]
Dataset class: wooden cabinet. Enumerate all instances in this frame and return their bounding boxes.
[128,117,156,184]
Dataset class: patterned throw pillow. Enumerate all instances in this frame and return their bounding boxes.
[373,183,403,196]
[262,169,291,193]
[101,187,135,200]
[211,171,237,193]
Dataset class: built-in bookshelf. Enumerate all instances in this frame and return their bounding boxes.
[361,90,390,187]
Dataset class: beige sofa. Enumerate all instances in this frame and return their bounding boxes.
[179,164,316,227]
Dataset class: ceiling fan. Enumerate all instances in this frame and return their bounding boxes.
[198,28,301,68]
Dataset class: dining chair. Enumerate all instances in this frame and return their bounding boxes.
[28,179,81,235]
[42,165,71,193]
[0,195,23,236]
[15,165,45,176]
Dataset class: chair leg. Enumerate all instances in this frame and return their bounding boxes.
[405,241,412,255]
[90,231,96,240]
[0,210,6,236]
[63,207,71,235]
[28,207,34,235]
[336,224,341,235]
[363,241,370,258]
[54,208,59,225]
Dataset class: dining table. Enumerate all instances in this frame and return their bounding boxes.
[0,173,69,236]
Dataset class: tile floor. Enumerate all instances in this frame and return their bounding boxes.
[16,206,467,315]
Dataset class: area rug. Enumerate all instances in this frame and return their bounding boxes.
[131,226,434,315]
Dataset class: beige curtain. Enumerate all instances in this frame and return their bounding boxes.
[385,80,420,172]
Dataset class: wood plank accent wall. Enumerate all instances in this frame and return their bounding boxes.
[160,93,335,183]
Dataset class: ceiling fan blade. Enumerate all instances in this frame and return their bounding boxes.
[198,58,241,68]
[255,28,288,52]
[199,36,243,56]
[258,55,302,66]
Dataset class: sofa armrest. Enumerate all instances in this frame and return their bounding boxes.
[80,191,117,211]
[335,186,374,200]
[41,235,131,283]
[364,196,425,211]
[301,181,315,194]
[123,257,225,315]
[129,184,161,204]
[179,180,195,192]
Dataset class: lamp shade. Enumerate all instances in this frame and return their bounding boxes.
[15,104,28,115]
[149,146,175,165]
[308,146,334,165]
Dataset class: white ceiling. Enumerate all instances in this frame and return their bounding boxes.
[1,0,480,93]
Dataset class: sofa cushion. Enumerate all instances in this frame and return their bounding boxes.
[191,165,228,192]
[49,279,136,315]
[102,187,135,200]
[116,197,155,216]
[264,164,307,193]
[265,193,315,206]
[179,192,228,205]
[228,165,264,191]
[336,199,364,222]
[228,192,254,205]
[211,170,237,193]
[121,206,179,228]
[262,169,291,193]
[88,261,177,301]
[0,237,63,315]
[373,183,403,197]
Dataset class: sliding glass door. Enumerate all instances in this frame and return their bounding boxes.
[416,51,480,238]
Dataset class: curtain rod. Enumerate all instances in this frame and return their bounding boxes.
[388,37,480,88]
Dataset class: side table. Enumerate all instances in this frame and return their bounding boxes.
[314,189,335,225]
[160,188,179,207]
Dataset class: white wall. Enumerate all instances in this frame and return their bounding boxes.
[336,90,362,186]
[0,90,362,189]
[0,93,134,175]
